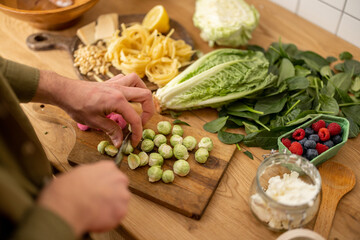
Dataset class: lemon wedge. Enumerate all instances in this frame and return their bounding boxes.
[142,5,170,33]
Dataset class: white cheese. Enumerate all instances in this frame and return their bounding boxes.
[250,171,319,230]
[95,13,118,41]
[76,21,96,46]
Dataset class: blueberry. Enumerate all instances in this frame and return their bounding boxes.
[308,134,320,142]
[323,140,334,148]
[299,137,307,146]
[332,135,343,145]
[305,127,314,137]
[325,122,329,128]
[304,140,316,149]
[305,149,318,160]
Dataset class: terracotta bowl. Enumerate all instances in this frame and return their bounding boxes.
[0,0,99,30]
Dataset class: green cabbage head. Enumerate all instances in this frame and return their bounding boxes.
[193,0,260,47]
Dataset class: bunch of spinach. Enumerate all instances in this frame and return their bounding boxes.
[204,40,360,149]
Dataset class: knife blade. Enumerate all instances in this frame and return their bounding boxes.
[114,131,132,167]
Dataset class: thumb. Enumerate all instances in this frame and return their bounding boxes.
[98,117,123,148]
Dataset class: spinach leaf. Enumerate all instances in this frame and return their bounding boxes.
[278,58,295,84]
[172,119,190,126]
[346,117,360,138]
[243,121,259,134]
[326,56,337,63]
[244,151,254,160]
[334,87,353,104]
[244,126,294,150]
[341,105,360,125]
[329,72,352,92]
[226,116,244,128]
[226,101,263,114]
[227,111,261,120]
[334,62,344,72]
[254,93,288,115]
[320,65,333,79]
[203,116,228,133]
[319,94,339,115]
[270,108,301,128]
[169,111,182,119]
[339,51,353,60]
[297,51,329,72]
[286,76,309,91]
[351,76,360,93]
[217,130,244,144]
[295,65,311,77]
[286,112,319,126]
[344,59,360,76]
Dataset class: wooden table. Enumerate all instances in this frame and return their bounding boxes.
[1,0,360,239]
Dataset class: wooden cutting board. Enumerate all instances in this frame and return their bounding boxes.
[68,111,236,219]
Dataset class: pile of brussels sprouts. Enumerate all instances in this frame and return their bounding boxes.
[98,120,214,184]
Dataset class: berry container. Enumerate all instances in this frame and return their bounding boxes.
[278,114,349,166]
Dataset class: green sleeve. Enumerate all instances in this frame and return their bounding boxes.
[0,56,40,103]
[12,206,76,240]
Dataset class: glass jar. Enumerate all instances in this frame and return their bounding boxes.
[249,153,321,231]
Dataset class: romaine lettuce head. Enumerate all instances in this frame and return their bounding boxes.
[193,0,259,47]
[155,49,277,111]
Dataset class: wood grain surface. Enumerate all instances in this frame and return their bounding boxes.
[1,0,360,239]
[68,112,236,219]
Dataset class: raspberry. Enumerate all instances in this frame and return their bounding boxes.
[312,120,326,132]
[292,128,305,140]
[289,142,303,155]
[327,122,341,136]
[316,143,329,154]
[318,128,330,141]
[281,138,292,148]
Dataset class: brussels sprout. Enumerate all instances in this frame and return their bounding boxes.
[141,139,154,152]
[195,148,209,164]
[138,151,149,166]
[97,140,110,154]
[172,125,184,136]
[147,165,163,182]
[183,136,197,151]
[142,129,155,140]
[149,152,164,166]
[157,121,172,135]
[158,144,173,159]
[173,160,190,176]
[153,134,167,147]
[128,153,140,169]
[104,145,118,157]
[198,137,214,151]
[173,144,189,160]
[122,141,134,155]
[170,134,183,147]
[162,170,175,183]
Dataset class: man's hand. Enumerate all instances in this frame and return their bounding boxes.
[37,161,130,237]
[33,72,155,147]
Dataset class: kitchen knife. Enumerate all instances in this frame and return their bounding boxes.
[114,131,132,167]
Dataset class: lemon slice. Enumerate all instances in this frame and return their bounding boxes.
[142,5,170,33]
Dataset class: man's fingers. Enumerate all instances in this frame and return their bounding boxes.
[107,73,147,89]
[120,87,155,125]
[113,101,143,147]
[95,117,123,148]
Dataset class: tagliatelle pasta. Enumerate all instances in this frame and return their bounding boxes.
[106,23,194,87]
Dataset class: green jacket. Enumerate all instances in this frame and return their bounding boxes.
[0,56,76,240]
